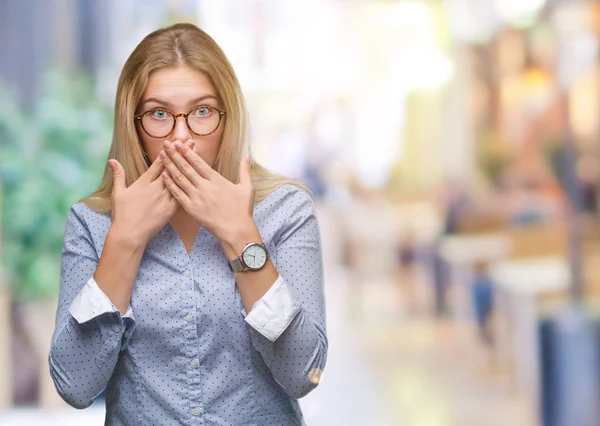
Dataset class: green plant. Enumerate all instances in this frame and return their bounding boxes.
[1,70,113,301]
[477,129,513,187]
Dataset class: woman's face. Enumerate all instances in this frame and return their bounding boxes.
[137,66,224,167]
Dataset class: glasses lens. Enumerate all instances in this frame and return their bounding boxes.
[142,110,174,138]
[188,106,220,136]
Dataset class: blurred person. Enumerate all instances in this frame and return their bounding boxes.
[470,261,495,346]
[576,154,599,214]
[48,23,327,425]
[430,183,470,318]
[396,231,419,315]
[431,244,449,318]
[441,181,470,235]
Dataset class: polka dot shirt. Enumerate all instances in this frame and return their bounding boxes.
[49,184,328,425]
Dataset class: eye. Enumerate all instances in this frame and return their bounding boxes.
[194,106,212,117]
[150,109,169,119]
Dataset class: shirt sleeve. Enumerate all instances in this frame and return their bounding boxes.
[69,276,134,324]
[49,206,136,410]
[242,275,301,342]
[242,187,328,399]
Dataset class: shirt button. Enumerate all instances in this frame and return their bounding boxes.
[185,313,194,322]
[112,325,121,333]
[192,407,201,416]
[124,330,130,338]
[183,269,191,277]
[189,359,198,369]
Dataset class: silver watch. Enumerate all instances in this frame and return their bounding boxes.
[228,243,269,272]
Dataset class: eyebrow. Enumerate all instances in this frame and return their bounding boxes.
[141,95,220,106]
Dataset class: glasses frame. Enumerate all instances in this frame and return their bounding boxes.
[135,106,227,138]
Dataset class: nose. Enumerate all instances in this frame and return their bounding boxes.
[172,114,192,142]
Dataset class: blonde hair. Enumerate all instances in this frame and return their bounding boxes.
[84,23,308,212]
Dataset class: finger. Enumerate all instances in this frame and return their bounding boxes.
[159,187,178,218]
[166,195,178,214]
[109,159,126,193]
[168,196,179,216]
[172,138,195,151]
[238,153,253,187]
[160,149,197,194]
[141,143,169,183]
[160,182,175,202]
[162,170,192,208]
[152,173,167,190]
[165,141,204,186]
[178,139,217,180]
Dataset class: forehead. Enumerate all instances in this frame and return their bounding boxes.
[143,67,217,103]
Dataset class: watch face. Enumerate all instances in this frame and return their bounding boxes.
[242,244,268,270]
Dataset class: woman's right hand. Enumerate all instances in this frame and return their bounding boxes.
[108,144,182,247]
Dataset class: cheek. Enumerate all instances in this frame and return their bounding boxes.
[140,135,164,162]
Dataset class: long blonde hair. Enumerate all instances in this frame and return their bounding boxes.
[84,23,308,212]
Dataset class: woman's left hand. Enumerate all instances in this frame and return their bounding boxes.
[160,139,256,244]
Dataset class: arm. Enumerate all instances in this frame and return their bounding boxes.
[239,188,328,399]
[94,223,145,315]
[48,206,143,409]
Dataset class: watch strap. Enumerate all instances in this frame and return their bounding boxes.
[228,257,245,273]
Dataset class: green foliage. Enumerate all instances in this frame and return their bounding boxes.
[0,70,113,301]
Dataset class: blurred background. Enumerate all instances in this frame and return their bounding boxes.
[2,0,600,425]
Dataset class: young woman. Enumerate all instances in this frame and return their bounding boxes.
[49,23,327,425]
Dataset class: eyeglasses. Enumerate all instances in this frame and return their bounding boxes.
[135,106,226,138]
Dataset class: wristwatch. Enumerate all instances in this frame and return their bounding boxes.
[228,242,269,272]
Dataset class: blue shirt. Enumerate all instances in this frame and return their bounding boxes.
[49,184,328,425]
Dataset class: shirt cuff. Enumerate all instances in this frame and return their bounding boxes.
[69,277,133,324]
[242,275,302,342]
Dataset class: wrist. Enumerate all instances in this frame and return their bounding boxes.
[108,223,147,252]
[220,218,261,259]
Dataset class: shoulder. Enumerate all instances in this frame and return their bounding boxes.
[254,184,319,245]
[256,183,315,220]
[70,200,110,220]
[66,200,111,235]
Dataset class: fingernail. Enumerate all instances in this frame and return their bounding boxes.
[163,140,171,149]
[108,160,116,170]
[245,153,251,164]
[175,142,183,150]
[160,151,167,159]
[162,171,170,179]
